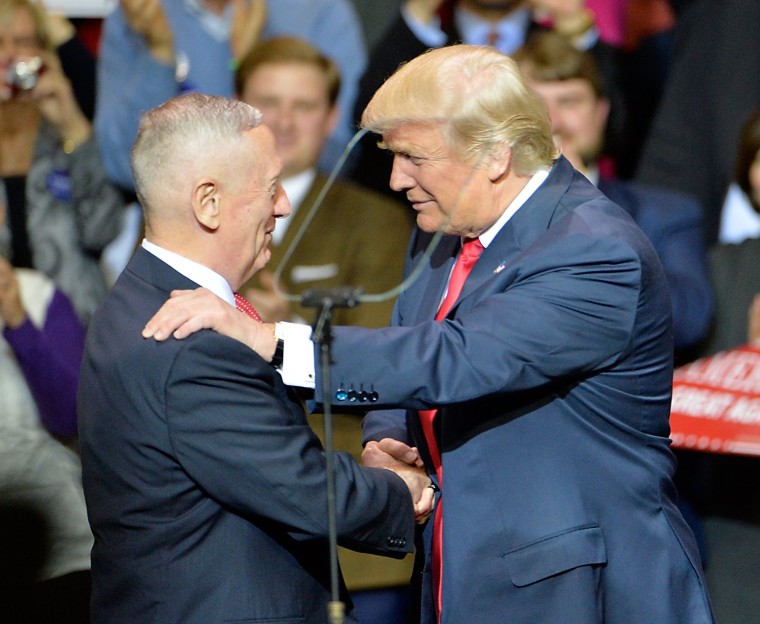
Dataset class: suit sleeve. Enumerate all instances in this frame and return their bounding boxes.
[321,233,647,410]
[164,333,415,555]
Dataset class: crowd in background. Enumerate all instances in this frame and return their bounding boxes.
[1,0,759,622]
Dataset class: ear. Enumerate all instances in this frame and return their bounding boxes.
[192,179,221,231]
[324,103,339,137]
[596,97,611,130]
[486,144,512,182]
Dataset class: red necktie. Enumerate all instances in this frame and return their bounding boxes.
[420,237,484,621]
[234,292,262,322]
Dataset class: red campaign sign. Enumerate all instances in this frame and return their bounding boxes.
[670,343,760,456]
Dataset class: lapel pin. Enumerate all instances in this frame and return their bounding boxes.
[493,261,507,274]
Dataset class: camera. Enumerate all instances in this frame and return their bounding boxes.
[6,57,44,94]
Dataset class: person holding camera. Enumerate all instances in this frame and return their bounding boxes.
[0,0,124,324]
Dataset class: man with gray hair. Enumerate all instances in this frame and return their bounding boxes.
[144,48,714,623]
[77,93,430,624]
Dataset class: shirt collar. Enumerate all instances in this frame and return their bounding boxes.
[142,239,235,306]
[477,167,550,248]
[455,5,532,54]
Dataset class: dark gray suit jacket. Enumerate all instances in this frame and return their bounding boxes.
[320,157,714,623]
[78,248,415,623]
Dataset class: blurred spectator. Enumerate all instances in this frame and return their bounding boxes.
[351,0,629,200]
[699,107,760,357]
[95,0,367,196]
[750,293,760,343]
[37,4,97,119]
[0,0,124,324]
[235,36,411,328]
[636,0,760,245]
[0,202,93,624]
[684,106,760,623]
[514,31,713,357]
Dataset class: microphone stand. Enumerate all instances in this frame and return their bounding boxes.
[301,287,363,624]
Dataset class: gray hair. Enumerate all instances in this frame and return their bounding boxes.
[130,93,263,209]
[362,44,557,175]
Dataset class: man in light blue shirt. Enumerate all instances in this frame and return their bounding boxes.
[95,0,367,192]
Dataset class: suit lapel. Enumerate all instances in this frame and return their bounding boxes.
[412,234,460,323]
[442,157,580,316]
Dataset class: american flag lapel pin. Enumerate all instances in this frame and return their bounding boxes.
[493,261,507,274]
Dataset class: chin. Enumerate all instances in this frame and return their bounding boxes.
[416,213,447,234]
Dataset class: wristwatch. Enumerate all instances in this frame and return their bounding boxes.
[271,337,284,369]
[271,326,284,369]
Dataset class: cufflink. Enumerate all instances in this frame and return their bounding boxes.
[335,383,348,401]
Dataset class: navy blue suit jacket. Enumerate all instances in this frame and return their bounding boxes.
[598,178,713,351]
[78,249,415,624]
[320,158,713,623]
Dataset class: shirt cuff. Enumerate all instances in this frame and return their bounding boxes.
[275,321,315,388]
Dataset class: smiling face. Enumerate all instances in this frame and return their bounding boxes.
[221,126,291,286]
[239,61,337,179]
[383,122,503,237]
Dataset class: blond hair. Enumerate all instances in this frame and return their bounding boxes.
[362,44,557,175]
[0,0,52,50]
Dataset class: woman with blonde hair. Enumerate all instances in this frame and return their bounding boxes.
[0,0,123,324]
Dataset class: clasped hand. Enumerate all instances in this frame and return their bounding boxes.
[363,439,435,524]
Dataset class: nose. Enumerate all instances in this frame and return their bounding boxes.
[271,104,295,134]
[389,155,415,192]
[273,183,291,219]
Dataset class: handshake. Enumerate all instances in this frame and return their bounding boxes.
[363,438,436,523]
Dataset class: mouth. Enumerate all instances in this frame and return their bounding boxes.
[408,197,433,211]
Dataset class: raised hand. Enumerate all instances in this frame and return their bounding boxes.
[405,0,447,26]
[230,0,267,62]
[31,51,91,151]
[120,0,174,63]
[528,0,594,38]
